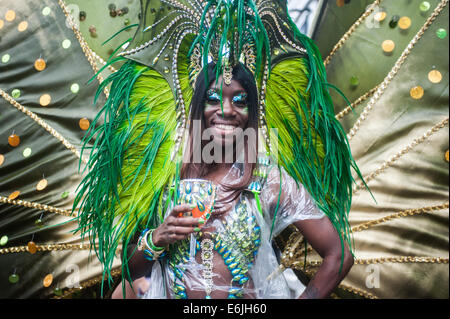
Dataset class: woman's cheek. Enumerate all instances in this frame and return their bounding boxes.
[240,106,249,116]
[204,103,216,113]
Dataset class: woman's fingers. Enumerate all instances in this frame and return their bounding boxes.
[170,204,196,217]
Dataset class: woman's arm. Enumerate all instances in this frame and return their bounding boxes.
[293,217,354,299]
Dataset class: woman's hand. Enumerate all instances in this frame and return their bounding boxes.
[152,204,204,247]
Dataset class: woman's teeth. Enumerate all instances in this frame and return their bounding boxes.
[214,124,236,131]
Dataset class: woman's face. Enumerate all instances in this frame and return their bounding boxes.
[203,76,250,147]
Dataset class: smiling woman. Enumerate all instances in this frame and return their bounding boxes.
[76,0,362,300]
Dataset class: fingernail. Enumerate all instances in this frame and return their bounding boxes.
[194,227,201,232]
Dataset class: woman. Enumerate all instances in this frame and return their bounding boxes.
[115,63,354,299]
[77,0,362,300]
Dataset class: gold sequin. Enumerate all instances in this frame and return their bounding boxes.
[0,154,4,166]
[79,118,90,130]
[39,94,51,106]
[36,179,48,191]
[27,241,37,254]
[8,191,20,200]
[34,58,46,71]
[5,10,16,22]
[8,134,20,147]
[382,40,395,53]
[410,86,424,99]
[374,11,387,22]
[428,70,442,83]
[43,274,53,287]
[17,21,28,32]
[0,19,4,29]
[445,150,449,163]
[398,17,411,30]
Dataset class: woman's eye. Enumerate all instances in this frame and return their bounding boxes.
[206,90,220,103]
[233,93,248,105]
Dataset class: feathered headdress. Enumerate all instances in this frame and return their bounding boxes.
[74,0,364,290]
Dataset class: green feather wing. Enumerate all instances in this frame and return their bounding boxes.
[74,39,193,287]
[265,55,365,262]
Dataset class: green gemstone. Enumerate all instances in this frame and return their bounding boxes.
[11,89,21,98]
[42,7,51,16]
[124,18,130,26]
[61,191,69,199]
[0,235,8,246]
[436,28,447,39]
[23,147,32,157]
[53,288,63,296]
[71,83,80,94]
[9,274,19,284]
[350,76,360,86]
[420,1,431,12]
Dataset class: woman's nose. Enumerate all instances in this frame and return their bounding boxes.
[221,98,235,116]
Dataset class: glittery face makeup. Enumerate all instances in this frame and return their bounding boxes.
[204,89,249,113]
[203,78,250,147]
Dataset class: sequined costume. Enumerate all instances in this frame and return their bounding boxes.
[143,163,325,299]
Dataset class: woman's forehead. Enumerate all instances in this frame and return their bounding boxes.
[209,77,246,93]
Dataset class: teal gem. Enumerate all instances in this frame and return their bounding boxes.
[233,274,244,282]
[229,262,239,269]
[206,295,211,299]
[222,250,231,259]
[227,294,237,299]
[0,235,8,246]
[35,219,44,228]
[197,200,205,212]
[208,184,213,195]
[436,28,447,39]
[9,274,19,284]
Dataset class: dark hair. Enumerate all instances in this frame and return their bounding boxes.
[181,63,259,205]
